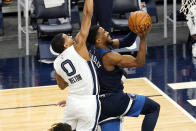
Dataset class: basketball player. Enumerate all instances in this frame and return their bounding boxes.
[50,0,100,130]
[87,24,160,131]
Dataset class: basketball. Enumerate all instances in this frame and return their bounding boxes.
[128,10,152,33]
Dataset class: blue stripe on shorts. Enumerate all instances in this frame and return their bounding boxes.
[126,95,146,117]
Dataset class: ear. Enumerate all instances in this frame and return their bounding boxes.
[96,38,101,44]
[64,43,68,48]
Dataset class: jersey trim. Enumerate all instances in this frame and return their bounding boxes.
[87,61,100,95]
[99,98,133,124]
[92,96,101,131]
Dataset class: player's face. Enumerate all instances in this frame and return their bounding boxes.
[98,27,112,42]
[62,34,74,48]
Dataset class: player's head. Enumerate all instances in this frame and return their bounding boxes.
[51,33,75,54]
[87,25,112,47]
[48,122,72,131]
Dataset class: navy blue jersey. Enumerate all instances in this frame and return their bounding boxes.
[89,46,124,94]
[88,45,133,123]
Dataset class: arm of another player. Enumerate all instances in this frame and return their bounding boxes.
[111,31,137,49]
[103,24,151,69]
[56,73,69,90]
[75,0,93,49]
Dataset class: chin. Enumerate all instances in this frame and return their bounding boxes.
[108,36,112,40]
[106,41,113,46]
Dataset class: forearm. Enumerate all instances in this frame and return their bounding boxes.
[76,0,93,47]
[134,22,151,66]
[83,0,93,17]
[135,38,146,67]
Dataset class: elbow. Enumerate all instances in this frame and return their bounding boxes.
[85,9,93,17]
[84,2,93,17]
[57,83,67,90]
[138,63,145,67]
[59,85,66,90]
[136,61,145,67]
[83,9,93,19]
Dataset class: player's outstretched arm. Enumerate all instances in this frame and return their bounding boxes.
[75,0,93,48]
[112,31,137,49]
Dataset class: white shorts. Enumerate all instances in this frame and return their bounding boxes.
[62,95,100,131]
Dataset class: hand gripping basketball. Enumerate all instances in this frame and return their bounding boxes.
[128,10,152,33]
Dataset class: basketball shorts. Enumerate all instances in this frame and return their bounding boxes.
[62,95,100,131]
[99,92,145,124]
[100,94,146,131]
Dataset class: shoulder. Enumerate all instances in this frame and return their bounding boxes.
[96,48,112,55]
[73,33,86,51]
[75,32,85,46]
[53,56,60,67]
[92,48,111,60]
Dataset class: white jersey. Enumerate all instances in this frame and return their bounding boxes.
[54,45,99,95]
[54,45,100,130]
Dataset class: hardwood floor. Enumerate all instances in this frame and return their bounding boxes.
[0,78,195,131]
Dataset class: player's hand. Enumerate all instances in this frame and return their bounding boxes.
[56,100,66,107]
[135,23,152,40]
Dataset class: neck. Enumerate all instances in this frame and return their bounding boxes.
[96,42,110,50]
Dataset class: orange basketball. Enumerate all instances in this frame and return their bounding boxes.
[128,10,152,33]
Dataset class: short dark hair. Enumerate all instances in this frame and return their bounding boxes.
[87,25,100,45]
[51,33,65,54]
[48,123,72,131]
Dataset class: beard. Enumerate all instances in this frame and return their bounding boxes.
[106,40,113,46]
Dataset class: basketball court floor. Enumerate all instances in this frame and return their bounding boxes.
[0,43,196,130]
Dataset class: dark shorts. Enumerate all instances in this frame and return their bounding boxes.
[99,92,133,123]
[99,92,146,123]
